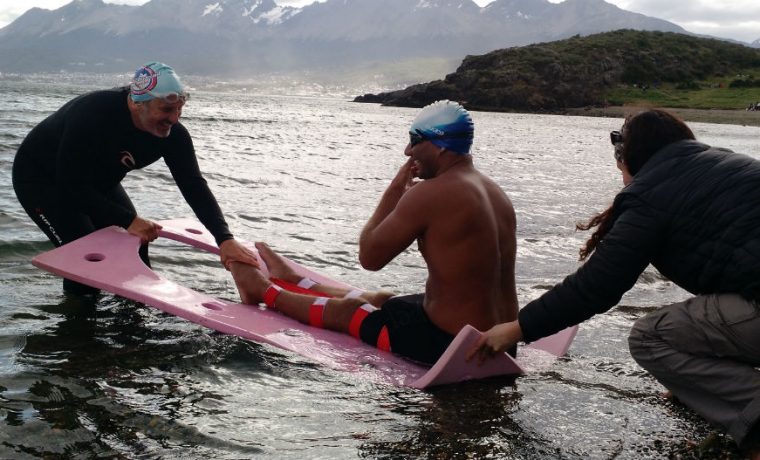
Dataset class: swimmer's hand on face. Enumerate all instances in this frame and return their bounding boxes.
[410,160,420,179]
[403,142,422,181]
[407,159,421,187]
[127,216,162,243]
[392,158,421,193]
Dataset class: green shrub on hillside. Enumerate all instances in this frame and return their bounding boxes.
[730,75,760,88]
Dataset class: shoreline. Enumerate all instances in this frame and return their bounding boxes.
[564,106,760,127]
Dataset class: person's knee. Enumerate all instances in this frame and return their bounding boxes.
[628,325,645,359]
[629,314,653,343]
[360,290,394,307]
[628,314,660,364]
[628,304,695,369]
[324,297,367,330]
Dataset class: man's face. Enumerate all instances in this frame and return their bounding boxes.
[134,98,184,138]
[405,140,440,179]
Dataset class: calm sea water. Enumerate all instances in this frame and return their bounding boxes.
[1,73,759,459]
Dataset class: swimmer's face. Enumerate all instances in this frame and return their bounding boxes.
[133,97,184,138]
[405,140,439,179]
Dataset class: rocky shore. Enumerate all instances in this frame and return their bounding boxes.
[564,106,760,127]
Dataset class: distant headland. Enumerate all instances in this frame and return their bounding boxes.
[355,30,760,127]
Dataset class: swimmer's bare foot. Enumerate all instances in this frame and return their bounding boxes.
[255,242,300,283]
[229,262,272,305]
[255,242,396,305]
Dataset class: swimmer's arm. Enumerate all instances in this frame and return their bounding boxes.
[360,161,426,270]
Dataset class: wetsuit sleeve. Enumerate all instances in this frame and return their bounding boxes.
[518,198,661,343]
[56,117,137,228]
[162,126,233,245]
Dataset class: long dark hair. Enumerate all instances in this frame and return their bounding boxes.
[577,109,696,260]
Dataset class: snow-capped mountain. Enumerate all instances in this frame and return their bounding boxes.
[0,0,690,75]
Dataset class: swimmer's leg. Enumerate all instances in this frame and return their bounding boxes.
[254,242,394,307]
[230,261,382,343]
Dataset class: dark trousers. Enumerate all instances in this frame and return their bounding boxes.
[628,293,760,448]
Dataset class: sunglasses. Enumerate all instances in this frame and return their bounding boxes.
[409,129,473,147]
[610,130,623,145]
[610,130,624,162]
[409,130,426,147]
[146,89,189,104]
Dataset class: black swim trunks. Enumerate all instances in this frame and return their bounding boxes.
[358,294,454,365]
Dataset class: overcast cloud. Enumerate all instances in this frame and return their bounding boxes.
[611,0,760,43]
[0,0,757,43]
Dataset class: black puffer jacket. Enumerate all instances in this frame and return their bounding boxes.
[519,140,760,343]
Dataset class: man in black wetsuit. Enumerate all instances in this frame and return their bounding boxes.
[13,61,259,294]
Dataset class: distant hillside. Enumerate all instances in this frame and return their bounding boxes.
[355,30,760,111]
[0,0,689,78]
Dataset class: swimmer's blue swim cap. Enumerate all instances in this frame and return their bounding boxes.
[410,100,474,155]
[129,62,185,102]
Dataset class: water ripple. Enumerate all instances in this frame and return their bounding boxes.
[0,76,756,459]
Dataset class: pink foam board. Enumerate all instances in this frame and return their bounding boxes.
[31,218,577,388]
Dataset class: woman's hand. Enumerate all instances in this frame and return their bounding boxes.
[466,321,524,364]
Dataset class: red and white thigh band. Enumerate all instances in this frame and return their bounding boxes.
[349,303,377,338]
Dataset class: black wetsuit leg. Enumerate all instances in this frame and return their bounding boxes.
[13,177,149,293]
[97,185,150,268]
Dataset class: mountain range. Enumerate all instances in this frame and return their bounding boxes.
[0,0,755,81]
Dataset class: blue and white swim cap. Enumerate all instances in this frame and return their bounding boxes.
[410,100,474,155]
[129,62,185,102]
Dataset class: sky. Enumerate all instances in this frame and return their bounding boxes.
[0,0,758,44]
